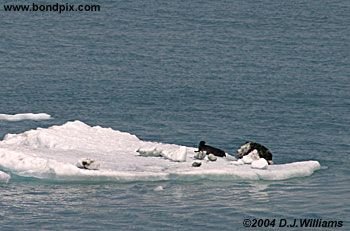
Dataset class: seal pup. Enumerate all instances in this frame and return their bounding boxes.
[195,141,226,157]
[236,141,273,164]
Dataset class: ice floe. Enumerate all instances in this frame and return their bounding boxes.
[0,113,52,122]
[0,121,321,182]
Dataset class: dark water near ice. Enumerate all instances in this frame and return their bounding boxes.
[0,0,349,230]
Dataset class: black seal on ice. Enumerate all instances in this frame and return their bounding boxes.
[236,141,273,163]
[195,141,226,157]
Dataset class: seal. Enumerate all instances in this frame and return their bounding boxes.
[236,141,273,164]
[195,141,226,157]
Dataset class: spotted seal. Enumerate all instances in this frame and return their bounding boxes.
[236,141,273,164]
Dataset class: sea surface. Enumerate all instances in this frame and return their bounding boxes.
[0,0,349,230]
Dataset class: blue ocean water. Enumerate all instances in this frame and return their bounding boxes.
[0,0,349,230]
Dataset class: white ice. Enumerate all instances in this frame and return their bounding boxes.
[0,113,52,122]
[0,121,321,182]
[0,171,11,183]
[251,158,269,169]
[242,149,260,164]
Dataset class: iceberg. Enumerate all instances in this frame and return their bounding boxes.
[0,121,321,182]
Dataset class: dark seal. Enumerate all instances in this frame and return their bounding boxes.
[236,141,273,163]
[195,141,226,157]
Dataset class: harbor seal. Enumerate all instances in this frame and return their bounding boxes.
[195,141,226,157]
[236,141,273,164]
